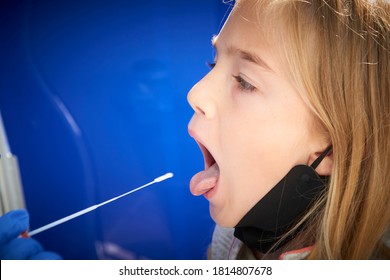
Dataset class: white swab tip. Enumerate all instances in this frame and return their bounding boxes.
[154,172,174,182]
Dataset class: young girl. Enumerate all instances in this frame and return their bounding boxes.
[187,0,390,259]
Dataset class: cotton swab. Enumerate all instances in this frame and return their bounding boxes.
[28,172,174,237]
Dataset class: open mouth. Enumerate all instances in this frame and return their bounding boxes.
[189,140,220,197]
[187,128,220,197]
[197,141,217,170]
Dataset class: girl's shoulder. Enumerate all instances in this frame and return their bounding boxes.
[208,224,255,260]
[208,224,311,260]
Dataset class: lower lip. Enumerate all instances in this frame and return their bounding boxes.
[204,180,218,200]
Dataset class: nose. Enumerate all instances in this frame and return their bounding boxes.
[187,75,216,119]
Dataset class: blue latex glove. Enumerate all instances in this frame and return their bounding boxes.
[0,209,62,260]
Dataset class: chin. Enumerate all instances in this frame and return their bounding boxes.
[210,207,238,228]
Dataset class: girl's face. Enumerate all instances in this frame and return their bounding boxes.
[187,1,324,227]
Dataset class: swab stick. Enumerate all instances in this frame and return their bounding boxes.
[28,172,174,236]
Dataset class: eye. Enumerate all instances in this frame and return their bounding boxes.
[233,75,256,92]
[207,62,216,69]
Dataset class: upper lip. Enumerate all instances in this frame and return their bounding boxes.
[188,128,216,169]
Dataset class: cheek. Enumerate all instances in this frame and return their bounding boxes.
[230,141,279,199]
[223,114,282,177]
[222,115,309,201]
[214,132,278,225]
[214,96,315,225]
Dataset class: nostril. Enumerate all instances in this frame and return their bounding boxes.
[187,87,215,119]
[195,106,206,116]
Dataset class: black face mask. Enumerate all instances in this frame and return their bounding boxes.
[234,146,332,253]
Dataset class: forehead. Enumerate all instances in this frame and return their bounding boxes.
[215,0,282,69]
[217,0,278,50]
[219,1,261,42]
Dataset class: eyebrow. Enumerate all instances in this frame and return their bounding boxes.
[211,35,274,72]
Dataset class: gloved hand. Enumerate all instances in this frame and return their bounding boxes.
[0,209,62,259]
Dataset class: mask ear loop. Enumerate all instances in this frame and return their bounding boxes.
[310,145,332,170]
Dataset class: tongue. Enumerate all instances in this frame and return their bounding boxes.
[190,163,220,196]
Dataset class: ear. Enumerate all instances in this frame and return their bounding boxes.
[308,147,333,176]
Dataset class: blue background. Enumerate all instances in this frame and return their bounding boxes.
[0,0,231,259]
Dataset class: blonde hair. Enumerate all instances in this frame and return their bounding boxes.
[250,0,390,259]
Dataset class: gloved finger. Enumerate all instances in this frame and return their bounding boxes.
[0,237,43,260]
[0,209,29,246]
[29,251,62,260]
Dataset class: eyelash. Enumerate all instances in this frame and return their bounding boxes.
[207,62,216,69]
[206,62,256,93]
[233,75,256,92]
